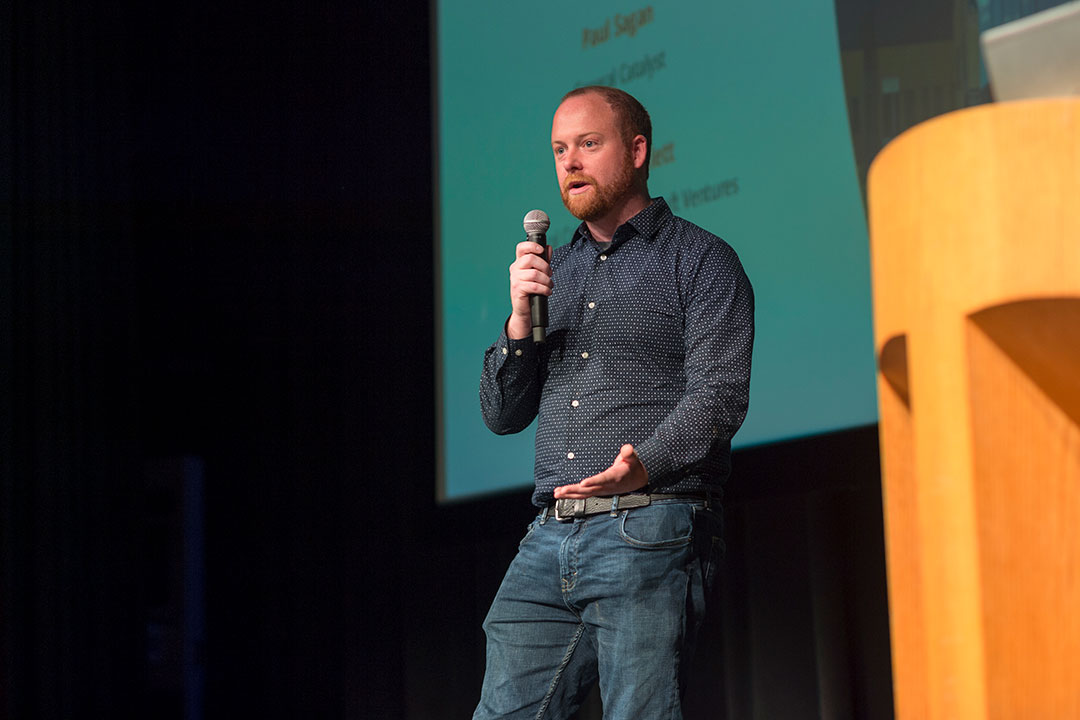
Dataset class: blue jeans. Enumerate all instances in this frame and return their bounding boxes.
[473,499,724,720]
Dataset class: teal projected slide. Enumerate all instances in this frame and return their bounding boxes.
[437,1,876,501]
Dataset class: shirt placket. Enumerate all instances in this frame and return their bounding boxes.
[559,244,616,482]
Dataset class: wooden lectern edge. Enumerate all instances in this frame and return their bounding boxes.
[868,97,1080,720]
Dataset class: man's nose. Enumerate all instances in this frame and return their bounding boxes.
[561,148,582,172]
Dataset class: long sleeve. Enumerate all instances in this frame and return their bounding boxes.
[478,326,544,435]
[633,241,755,486]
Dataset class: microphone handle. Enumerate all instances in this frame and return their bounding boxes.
[527,230,548,343]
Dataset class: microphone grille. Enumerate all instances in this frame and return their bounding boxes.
[523,209,550,234]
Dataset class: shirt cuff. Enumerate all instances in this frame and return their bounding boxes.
[494,322,538,366]
[633,437,677,488]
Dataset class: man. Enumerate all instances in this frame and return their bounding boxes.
[475,86,754,719]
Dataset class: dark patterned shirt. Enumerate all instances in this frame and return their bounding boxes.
[480,198,754,507]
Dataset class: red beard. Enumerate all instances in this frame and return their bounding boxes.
[560,149,637,222]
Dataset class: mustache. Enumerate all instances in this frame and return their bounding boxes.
[563,174,597,191]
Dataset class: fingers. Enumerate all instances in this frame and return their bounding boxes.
[511,242,550,270]
[551,444,647,499]
[510,272,552,301]
[554,478,606,498]
[515,241,549,259]
[510,257,550,282]
[553,467,608,496]
[516,242,553,263]
[578,469,613,489]
[509,244,553,318]
[512,267,553,288]
[506,240,554,339]
[553,467,616,499]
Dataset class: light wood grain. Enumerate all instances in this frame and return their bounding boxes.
[868,98,1080,720]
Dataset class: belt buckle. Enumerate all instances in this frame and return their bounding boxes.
[554,498,585,522]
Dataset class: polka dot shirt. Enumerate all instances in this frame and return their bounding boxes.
[480,198,754,508]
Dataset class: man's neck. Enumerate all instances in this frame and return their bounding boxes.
[585,190,651,245]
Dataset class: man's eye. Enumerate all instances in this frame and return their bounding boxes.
[584,140,595,148]
[555,147,565,155]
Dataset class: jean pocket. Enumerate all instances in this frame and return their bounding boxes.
[617,503,695,548]
[518,518,539,547]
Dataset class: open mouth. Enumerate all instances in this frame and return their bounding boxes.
[567,179,592,195]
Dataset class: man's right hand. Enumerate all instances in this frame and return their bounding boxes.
[507,241,553,340]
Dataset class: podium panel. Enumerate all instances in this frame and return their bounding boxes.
[868,99,1080,720]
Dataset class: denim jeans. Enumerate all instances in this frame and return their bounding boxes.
[473,499,724,720]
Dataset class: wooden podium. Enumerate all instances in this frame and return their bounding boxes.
[868,98,1080,719]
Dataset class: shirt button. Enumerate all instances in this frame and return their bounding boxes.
[515,349,522,356]
[588,302,595,309]
[502,347,508,355]
[567,452,575,459]
[581,351,589,359]
[599,254,607,261]
[571,400,579,407]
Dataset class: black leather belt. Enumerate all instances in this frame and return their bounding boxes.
[550,492,714,522]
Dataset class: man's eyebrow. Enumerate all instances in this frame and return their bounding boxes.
[553,132,604,144]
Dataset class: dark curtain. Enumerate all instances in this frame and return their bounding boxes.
[2,2,144,716]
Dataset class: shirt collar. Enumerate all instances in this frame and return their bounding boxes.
[570,197,672,249]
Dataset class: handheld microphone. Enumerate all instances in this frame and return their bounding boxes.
[523,209,550,343]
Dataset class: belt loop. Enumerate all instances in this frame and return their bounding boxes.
[540,505,550,525]
[609,495,620,517]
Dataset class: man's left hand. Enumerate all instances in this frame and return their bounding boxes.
[553,444,649,499]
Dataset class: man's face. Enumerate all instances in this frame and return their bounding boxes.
[551,93,638,222]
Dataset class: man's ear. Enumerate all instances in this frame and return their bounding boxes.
[632,135,648,170]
